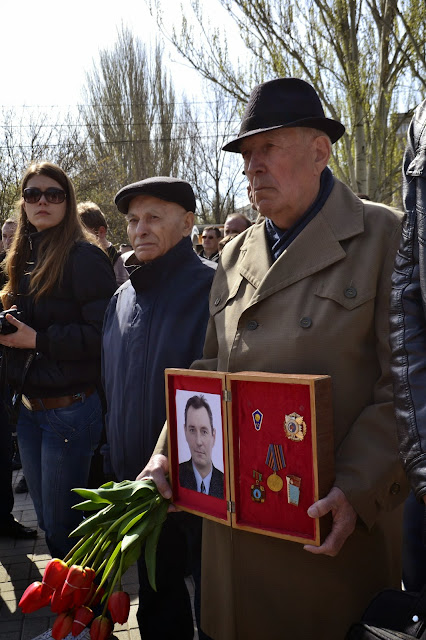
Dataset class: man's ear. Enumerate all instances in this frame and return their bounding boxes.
[182,211,195,237]
[313,136,331,176]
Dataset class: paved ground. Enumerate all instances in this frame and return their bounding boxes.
[0,469,198,640]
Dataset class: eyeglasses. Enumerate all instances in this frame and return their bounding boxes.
[202,235,216,239]
[23,187,67,204]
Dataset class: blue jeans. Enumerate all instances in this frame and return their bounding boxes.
[17,391,103,558]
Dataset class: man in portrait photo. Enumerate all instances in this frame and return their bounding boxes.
[179,395,224,499]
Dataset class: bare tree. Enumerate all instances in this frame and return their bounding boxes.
[181,85,246,223]
[0,108,85,224]
[80,26,186,185]
[150,0,426,203]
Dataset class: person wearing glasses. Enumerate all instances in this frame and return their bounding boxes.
[0,161,117,559]
[199,226,222,263]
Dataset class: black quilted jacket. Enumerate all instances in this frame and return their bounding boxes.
[2,230,116,398]
[390,99,426,499]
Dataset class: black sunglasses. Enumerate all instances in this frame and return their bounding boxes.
[23,187,67,204]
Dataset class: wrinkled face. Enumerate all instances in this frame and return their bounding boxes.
[184,406,216,477]
[224,215,248,236]
[240,127,329,229]
[1,222,17,252]
[126,195,194,263]
[23,175,67,232]
[201,230,220,255]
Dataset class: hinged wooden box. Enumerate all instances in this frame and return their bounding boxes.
[166,368,334,545]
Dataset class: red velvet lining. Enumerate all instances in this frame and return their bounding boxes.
[230,379,316,539]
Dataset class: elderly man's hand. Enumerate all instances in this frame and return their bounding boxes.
[136,454,176,511]
[304,486,357,556]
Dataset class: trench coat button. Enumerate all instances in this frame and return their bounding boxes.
[389,482,401,495]
[214,296,221,306]
[299,317,312,328]
[344,287,357,299]
[247,320,259,331]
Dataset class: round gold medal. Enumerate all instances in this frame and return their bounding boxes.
[267,473,283,492]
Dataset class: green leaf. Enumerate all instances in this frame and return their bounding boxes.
[144,522,163,592]
[94,479,159,503]
[98,480,116,489]
[69,503,126,538]
[121,515,156,553]
[121,539,143,574]
[117,508,149,538]
[121,498,168,553]
[72,500,106,511]
[71,487,113,504]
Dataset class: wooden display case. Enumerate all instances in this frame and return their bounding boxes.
[165,368,334,546]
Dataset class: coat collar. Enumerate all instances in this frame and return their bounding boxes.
[237,179,364,299]
[127,236,195,292]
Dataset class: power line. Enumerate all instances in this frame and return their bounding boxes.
[0,133,241,152]
[0,119,241,130]
[0,98,238,109]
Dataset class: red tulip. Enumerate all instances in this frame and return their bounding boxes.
[52,612,73,640]
[72,567,96,607]
[61,565,87,598]
[72,606,94,636]
[41,558,69,597]
[90,615,113,640]
[19,581,52,613]
[107,590,130,624]
[50,587,74,614]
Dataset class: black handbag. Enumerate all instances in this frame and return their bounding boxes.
[346,588,426,640]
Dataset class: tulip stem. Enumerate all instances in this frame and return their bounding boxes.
[63,532,92,564]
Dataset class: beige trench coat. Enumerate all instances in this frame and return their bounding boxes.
[187,180,407,640]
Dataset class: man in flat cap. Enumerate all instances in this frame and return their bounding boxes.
[139,79,407,639]
[102,176,215,639]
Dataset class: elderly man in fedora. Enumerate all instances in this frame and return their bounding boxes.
[102,176,215,639]
[139,79,407,639]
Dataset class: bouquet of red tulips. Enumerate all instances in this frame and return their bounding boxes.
[19,479,169,640]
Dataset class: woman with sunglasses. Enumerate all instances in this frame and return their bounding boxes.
[0,162,117,558]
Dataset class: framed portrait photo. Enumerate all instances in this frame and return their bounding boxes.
[166,369,230,524]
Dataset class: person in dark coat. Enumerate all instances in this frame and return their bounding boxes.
[0,162,117,559]
[102,176,215,640]
[390,98,426,590]
[179,394,224,499]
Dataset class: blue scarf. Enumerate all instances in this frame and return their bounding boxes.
[265,167,334,262]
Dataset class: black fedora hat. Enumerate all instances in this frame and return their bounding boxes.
[223,78,345,152]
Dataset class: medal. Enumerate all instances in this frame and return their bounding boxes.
[251,470,265,503]
[286,475,301,506]
[284,412,307,442]
[265,444,286,492]
[252,409,263,431]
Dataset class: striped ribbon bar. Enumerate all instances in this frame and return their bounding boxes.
[265,444,286,472]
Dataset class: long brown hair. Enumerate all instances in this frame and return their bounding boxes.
[1,162,92,306]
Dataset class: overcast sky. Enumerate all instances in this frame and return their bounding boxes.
[1,0,241,111]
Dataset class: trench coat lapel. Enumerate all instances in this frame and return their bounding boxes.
[238,182,365,306]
